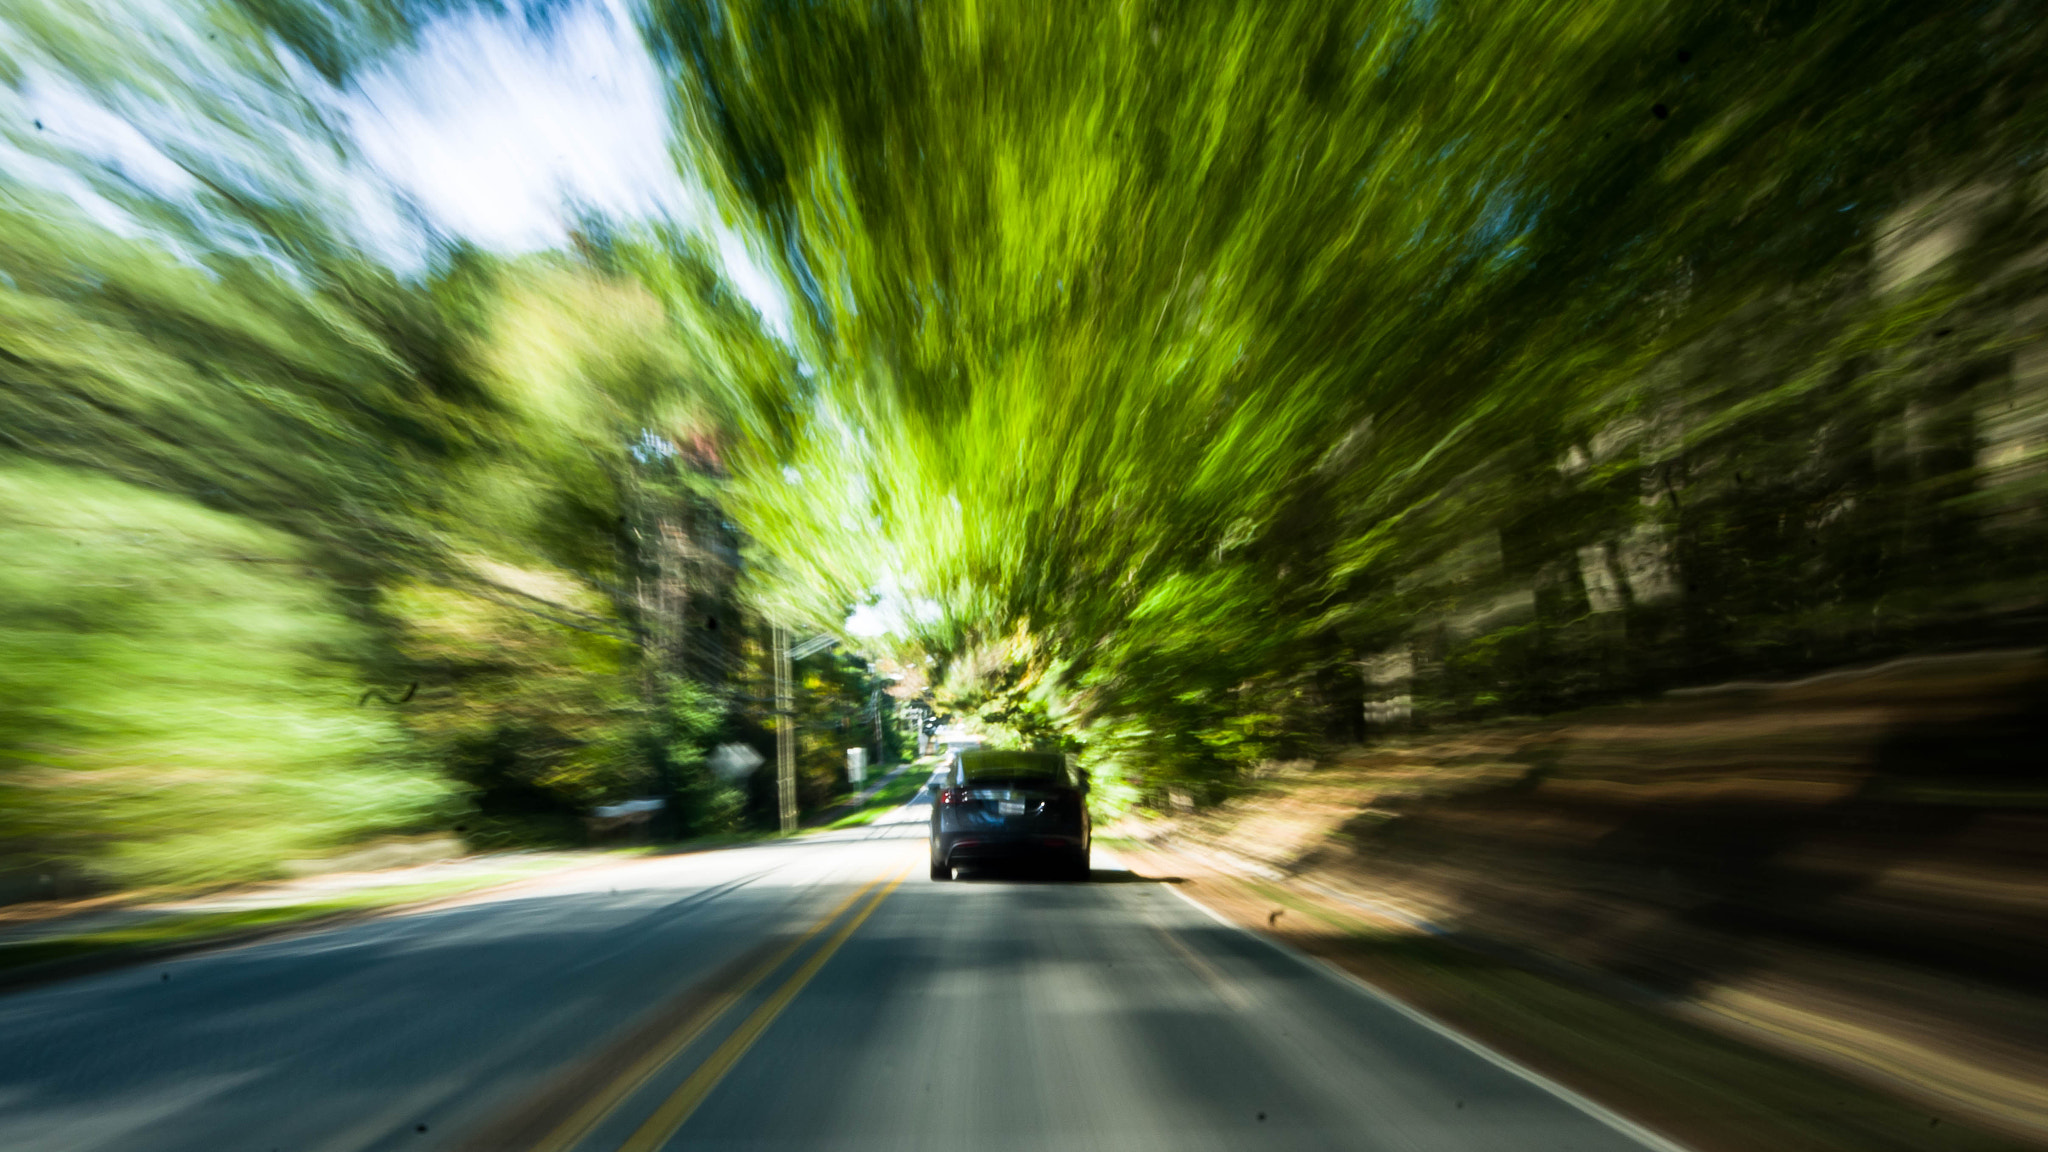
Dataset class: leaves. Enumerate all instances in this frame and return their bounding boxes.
[648,0,2048,797]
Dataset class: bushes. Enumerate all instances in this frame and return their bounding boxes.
[0,464,450,890]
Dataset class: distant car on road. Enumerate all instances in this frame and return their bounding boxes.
[929,750,1090,880]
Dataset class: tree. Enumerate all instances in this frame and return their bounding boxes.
[643,0,2048,801]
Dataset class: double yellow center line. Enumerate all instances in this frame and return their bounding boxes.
[530,869,908,1152]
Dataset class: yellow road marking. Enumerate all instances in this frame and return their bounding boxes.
[617,870,909,1152]
[527,876,885,1152]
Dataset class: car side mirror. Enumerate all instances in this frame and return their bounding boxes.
[1077,769,1092,794]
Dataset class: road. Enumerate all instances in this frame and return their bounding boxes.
[0,769,1678,1152]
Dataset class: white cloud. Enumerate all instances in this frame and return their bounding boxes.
[844,593,941,639]
[344,0,683,250]
[340,0,791,333]
[845,603,893,637]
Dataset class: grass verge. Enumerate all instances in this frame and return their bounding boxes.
[822,766,930,830]
[0,863,581,985]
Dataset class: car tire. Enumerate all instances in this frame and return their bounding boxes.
[1066,850,1090,882]
[930,856,952,881]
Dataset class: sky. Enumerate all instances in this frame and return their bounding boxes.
[342,0,792,335]
[0,0,790,336]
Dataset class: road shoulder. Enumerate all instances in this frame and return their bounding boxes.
[1108,837,2040,1152]
[0,851,641,993]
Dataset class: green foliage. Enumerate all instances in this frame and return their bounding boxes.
[650,673,746,835]
[645,0,2048,800]
[822,765,924,830]
[790,652,888,812]
[5,0,2044,881]
[385,572,639,823]
[0,463,447,887]
[0,0,777,884]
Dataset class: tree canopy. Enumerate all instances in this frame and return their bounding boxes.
[646,0,2048,800]
[2,0,2044,887]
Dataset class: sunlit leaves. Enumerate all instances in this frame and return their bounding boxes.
[0,463,447,886]
[647,0,2048,796]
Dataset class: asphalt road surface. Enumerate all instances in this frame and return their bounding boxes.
[0,771,1681,1151]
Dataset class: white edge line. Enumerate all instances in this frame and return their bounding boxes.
[1142,861,1698,1152]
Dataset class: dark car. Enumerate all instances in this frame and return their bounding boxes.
[929,750,1090,880]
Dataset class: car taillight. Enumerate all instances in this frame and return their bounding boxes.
[939,789,957,805]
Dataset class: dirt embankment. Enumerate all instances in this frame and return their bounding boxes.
[1119,648,2048,1148]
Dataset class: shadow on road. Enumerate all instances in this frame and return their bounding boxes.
[952,865,1184,885]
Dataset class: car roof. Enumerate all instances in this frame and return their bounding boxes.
[956,749,1067,775]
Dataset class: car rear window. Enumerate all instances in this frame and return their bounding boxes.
[957,751,1071,787]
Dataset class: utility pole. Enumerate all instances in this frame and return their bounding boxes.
[770,630,833,835]
[872,685,886,769]
[773,624,796,834]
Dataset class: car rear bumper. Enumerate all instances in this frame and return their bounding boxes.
[939,833,1085,864]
